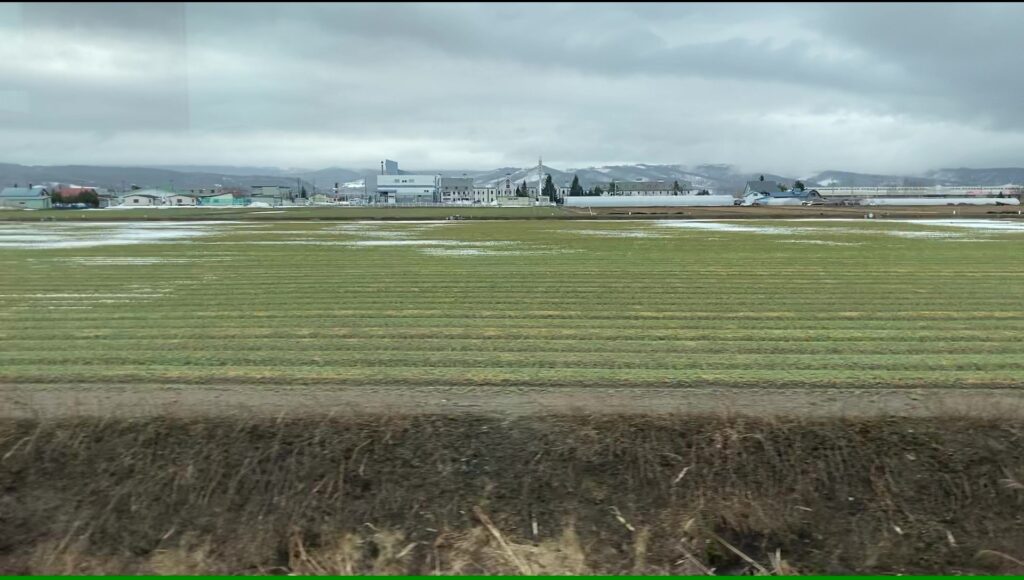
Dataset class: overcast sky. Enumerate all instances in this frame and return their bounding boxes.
[1,2,1022,175]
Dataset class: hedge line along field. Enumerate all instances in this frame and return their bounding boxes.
[4,414,1024,574]
[1,218,1023,397]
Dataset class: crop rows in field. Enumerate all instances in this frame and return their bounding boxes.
[1,219,1022,390]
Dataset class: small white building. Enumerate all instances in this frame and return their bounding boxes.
[166,194,198,206]
[121,189,172,206]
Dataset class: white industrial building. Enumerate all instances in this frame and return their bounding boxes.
[814,185,1023,199]
[367,173,439,204]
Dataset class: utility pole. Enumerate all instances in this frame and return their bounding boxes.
[536,156,543,201]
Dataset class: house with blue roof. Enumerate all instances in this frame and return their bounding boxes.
[0,186,52,209]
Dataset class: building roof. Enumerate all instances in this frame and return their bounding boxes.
[745,180,780,194]
[608,180,692,191]
[746,189,821,198]
[1,186,49,198]
[123,189,174,198]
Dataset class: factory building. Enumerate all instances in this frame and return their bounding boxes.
[438,177,475,203]
[367,174,439,204]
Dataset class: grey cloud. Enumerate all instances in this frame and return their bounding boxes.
[7,3,190,131]
[1,2,1023,175]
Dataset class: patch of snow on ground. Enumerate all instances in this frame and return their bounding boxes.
[655,221,804,234]
[0,222,225,249]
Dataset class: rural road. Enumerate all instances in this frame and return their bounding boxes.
[4,385,1024,418]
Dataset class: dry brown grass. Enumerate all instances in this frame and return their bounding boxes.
[3,413,1024,574]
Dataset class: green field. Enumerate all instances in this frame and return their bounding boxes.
[2,218,1023,391]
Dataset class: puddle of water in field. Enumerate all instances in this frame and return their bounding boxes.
[568,229,667,238]
[885,230,965,239]
[337,230,410,238]
[347,239,508,247]
[654,221,805,234]
[328,221,458,239]
[350,220,455,224]
[2,292,171,298]
[778,240,862,246]
[0,222,226,249]
[419,248,575,257]
[57,257,233,265]
[648,218,1024,240]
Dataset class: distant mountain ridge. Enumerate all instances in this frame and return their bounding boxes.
[0,163,316,192]
[2,162,1022,194]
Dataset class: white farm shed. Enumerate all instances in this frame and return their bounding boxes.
[166,194,198,206]
[121,193,164,206]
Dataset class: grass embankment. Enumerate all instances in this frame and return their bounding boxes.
[2,414,1024,575]
[2,219,1024,389]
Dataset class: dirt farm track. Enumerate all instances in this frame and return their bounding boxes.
[6,385,1024,419]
